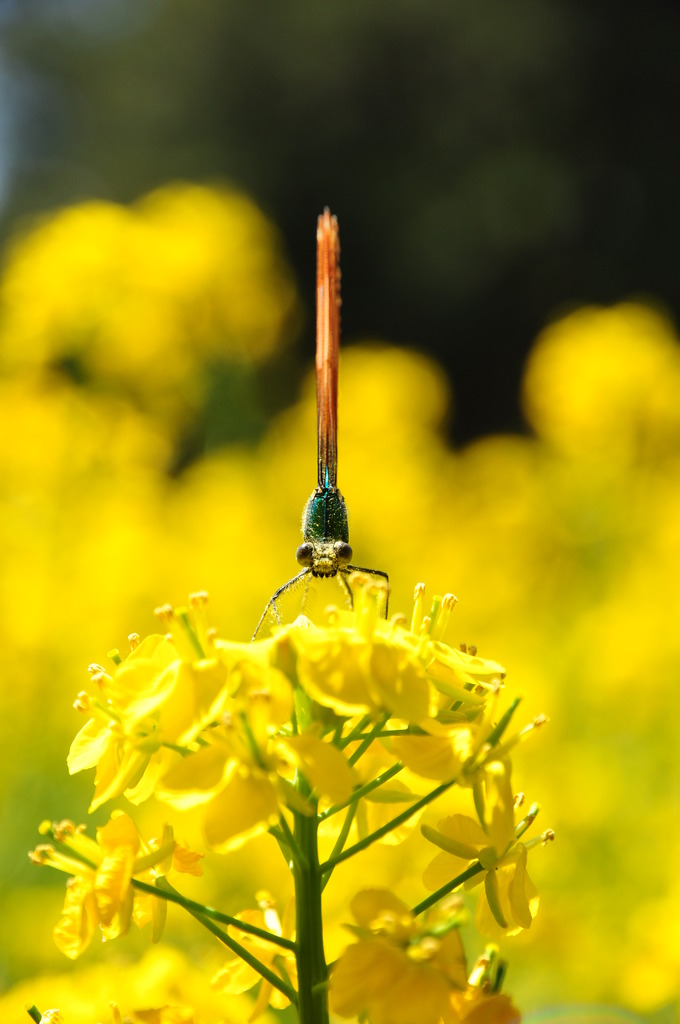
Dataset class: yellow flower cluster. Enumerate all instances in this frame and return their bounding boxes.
[29,583,547,1022]
[211,891,297,1021]
[0,183,299,432]
[14,947,253,1024]
[329,889,520,1024]
[64,587,532,864]
[30,814,202,959]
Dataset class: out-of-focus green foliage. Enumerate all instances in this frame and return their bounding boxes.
[0,185,678,1020]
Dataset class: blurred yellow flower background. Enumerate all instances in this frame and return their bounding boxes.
[0,183,678,1020]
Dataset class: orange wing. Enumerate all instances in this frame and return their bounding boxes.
[316,208,341,489]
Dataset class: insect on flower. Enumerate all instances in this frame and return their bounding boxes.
[253,210,389,638]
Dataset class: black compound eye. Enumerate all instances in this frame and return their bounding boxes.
[296,542,314,567]
[334,541,353,565]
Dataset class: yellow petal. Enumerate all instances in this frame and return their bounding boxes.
[329,938,404,1017]
[281,733,355,804]
[296,636,376,715]
[97,811,141,854]
[484,761,515,853]
[160,659,229,745]
[368,645,433,722]
[507,845,538,930]
[421,822,481,860]
[371,964,455,1024]
[95,845,135,931]
[172,841,204,876]
[484,869,508,930]
[438,814,488,848]
[436,929,469,988]
[391,734,463,781]
[422,850,470,892]
[349,888,413,936]
[53,876,98,959]
[203,766,280,851]
[475,862,524,940]
[157,743,229,809]
[68,718,111,774]
[212,953,262,994]
[452,991,521,1024]
[90,745,151,812]
[362,779,421,846]
[113,659,178,726]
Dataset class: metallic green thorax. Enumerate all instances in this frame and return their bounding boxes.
[302,487,349,544]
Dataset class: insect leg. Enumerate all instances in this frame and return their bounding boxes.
[251,570,311,641]
[345,566,390,618]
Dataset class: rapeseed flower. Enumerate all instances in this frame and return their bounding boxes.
[37,584,541,1020]
[422,761,549,939]
[212,892,297,1021]
[30,814,202,958]
[291,582,501,725]
[329,887,468,1024]
[69,596,356,850]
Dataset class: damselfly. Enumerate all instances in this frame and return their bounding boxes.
[252,209,389,639]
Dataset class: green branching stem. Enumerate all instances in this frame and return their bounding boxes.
[177,609,205,658]
[318,761,403,821]
[320,802,357,893]
[320,776,458,874]
[276,812,307,868]
[131,877,296,953]
[338,713,372,748]
[411,861,484,917]
[346,712,390,766]
[156,878,297,1006]
[484,697,522,749]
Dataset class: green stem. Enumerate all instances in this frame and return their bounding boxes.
[293,796,328,1024]
[484,697,521,748]
[277,812,307,868]
[25,1007,42,1023]
[131,877,296,953]
[411,861,484,916]
[177,609,205,658]
[347,713,390,766]
[320,776,458,873]
[339,713,372,749]
[291,681,329,1024]
[162,879,297,1006]
[320,802,357,892]
[318,761,404,820]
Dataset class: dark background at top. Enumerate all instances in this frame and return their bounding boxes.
[2,0,679,445]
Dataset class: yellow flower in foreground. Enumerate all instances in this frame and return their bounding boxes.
[291,584,502,727]
[451,990,521,1024]
[422,761,546,939]
[67,596,359,851]
[29,814,202,958]
[212,892,297,1022]
[330,888,468,1024]
[66,588,511,859]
